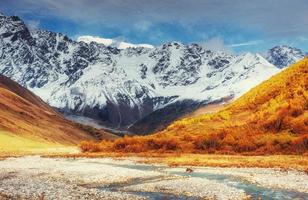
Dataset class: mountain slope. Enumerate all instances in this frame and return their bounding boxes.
[0,75,53,112]
[0,13,285,133]
[128,97,231,135]
[0,75,117,152]
[265,45,306,68]
[87,58,308,154]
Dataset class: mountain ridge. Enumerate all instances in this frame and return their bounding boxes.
[0,12,305,134]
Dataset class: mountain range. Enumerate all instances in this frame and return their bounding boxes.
[82,57,308,154]
[0,12,306,134]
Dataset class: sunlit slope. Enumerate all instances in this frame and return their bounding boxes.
[169,56,308,134]
[0,75,117,151]
[0,131,69,154]
[84,58,307,154]
[158,57,308,153]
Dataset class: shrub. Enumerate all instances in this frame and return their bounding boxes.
[292,134,308,153]
[236,137,256,152]
[112,136,141,151]
[272,134,292,148]
[164,138,180,151]
[222,134,236,146]
[147,138,163,150]
[123,142,146,153]
[183,134,193,141]
[146,137,181,151]
[79,141,101,152]
[193,134,221,151]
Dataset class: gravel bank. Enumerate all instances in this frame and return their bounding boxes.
[164,167,308,193]
[122,177,247,199]
[0,156,306,200]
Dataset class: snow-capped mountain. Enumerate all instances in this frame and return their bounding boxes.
[0,13,302,133]
[77,35,154,49]
[265,45,306,68]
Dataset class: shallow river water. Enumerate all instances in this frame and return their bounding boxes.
[102,162,308,200]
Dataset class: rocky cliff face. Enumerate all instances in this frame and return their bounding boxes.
[0,13,303,133]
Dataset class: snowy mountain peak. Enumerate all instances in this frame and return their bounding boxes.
[77,35,154,49]
[77,35,113,46]
[0,12,304,132]
[265,45,305,68]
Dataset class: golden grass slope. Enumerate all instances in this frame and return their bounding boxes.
[0,75,117,154]
[81,58,308,155]
[0,131,78,155]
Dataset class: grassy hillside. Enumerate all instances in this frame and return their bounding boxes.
[81,58,308,155]
[0,75,117,154]
[0,131,71,155]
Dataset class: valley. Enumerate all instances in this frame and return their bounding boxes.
[0,8,307,200]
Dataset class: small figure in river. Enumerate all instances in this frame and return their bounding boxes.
[186,168,193,173]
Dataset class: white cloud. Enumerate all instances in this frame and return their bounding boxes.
[77,35,154,49]
[133,21,152,32]
[4,0,308,37]
[199,37,233,54]
[25,19,40,30]
[298,37,308,41]
[228,40,262,47]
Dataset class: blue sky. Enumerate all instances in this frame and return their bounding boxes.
[1,0,308,53]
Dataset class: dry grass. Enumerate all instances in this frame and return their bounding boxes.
[48,152,308,172]
[142,154,308,171]
[0,131,53,151]
[0,130,80,157]
[184,102,227,117]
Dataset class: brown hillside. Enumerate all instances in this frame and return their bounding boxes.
[0,75,53,112]
[81,58,308,154]
[0,75,117,148]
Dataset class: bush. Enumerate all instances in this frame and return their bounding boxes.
[292,134,308,153]
[112,136,141,151]
[146,138,181,151]
[236,137,256,152]
[272,134,293,149]
[164,138,180,150]
[222,134,236,146]
[79,141,101,152]
[193,134,221,151]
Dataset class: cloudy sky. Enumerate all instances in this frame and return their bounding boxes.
[1,0,308,52]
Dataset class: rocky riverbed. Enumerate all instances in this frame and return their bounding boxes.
[0,156,307,200]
